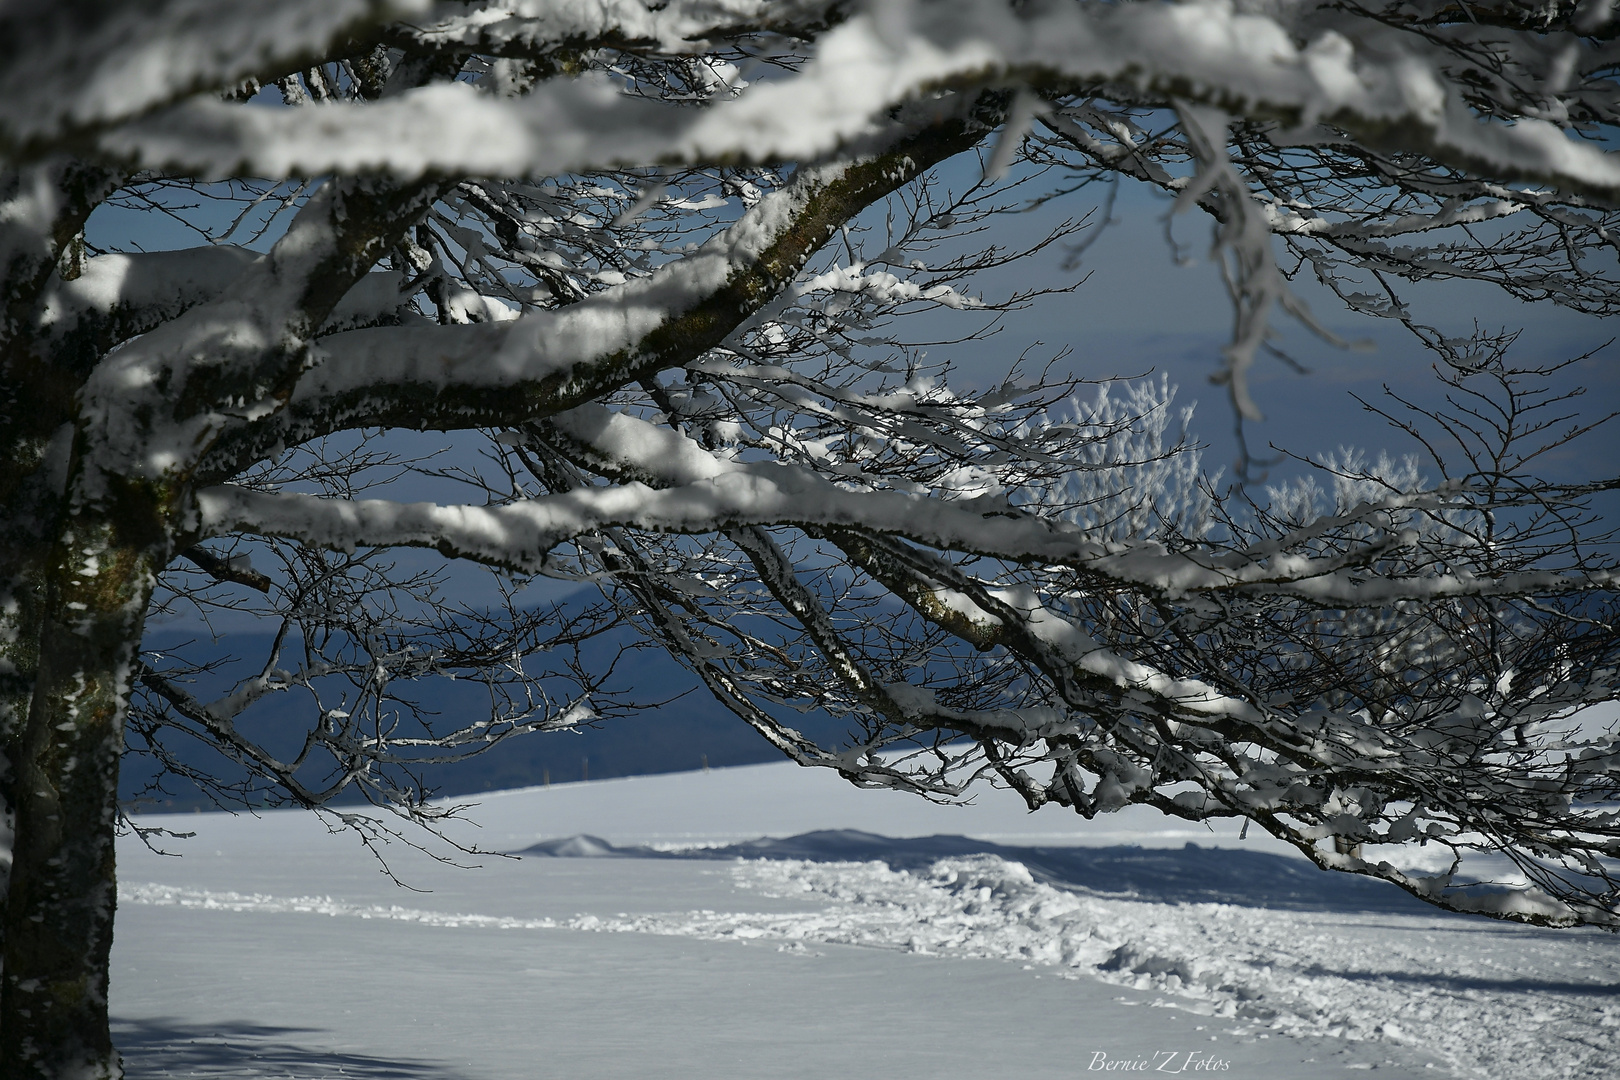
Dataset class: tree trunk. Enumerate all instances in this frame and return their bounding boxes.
[0,519,156,1080]
[0,573,43,926]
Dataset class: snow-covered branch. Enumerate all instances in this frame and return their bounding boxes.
[76,1,1620,206]
[196,117,986,481]
[0,0,430,152]
[198,413,1620,610]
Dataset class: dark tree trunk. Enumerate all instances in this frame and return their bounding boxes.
[0,573,42,931]
[0,158,129,1079]
[0,518,156,1080]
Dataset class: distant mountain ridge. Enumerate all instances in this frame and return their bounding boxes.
[124,628,847,811]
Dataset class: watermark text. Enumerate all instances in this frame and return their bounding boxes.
[1087,1050,1231,1073]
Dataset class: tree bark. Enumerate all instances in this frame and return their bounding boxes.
[0,512,157,1080]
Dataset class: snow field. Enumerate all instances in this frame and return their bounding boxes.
[115,762,1619,1079]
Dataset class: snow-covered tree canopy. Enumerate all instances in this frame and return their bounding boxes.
[4,2,1620,1076]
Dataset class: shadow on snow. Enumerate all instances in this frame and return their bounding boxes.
[113,1018,464,1080]
[1298,965,1620,996]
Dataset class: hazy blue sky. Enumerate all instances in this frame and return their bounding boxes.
[906,175,1619,487]
[87,160,1618,487]
[92,154,1620,593]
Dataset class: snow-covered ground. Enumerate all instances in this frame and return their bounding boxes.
[116,762,1619,1079]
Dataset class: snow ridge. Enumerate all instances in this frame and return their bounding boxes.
[120,882,562,930]
[712,857,1620,1080]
